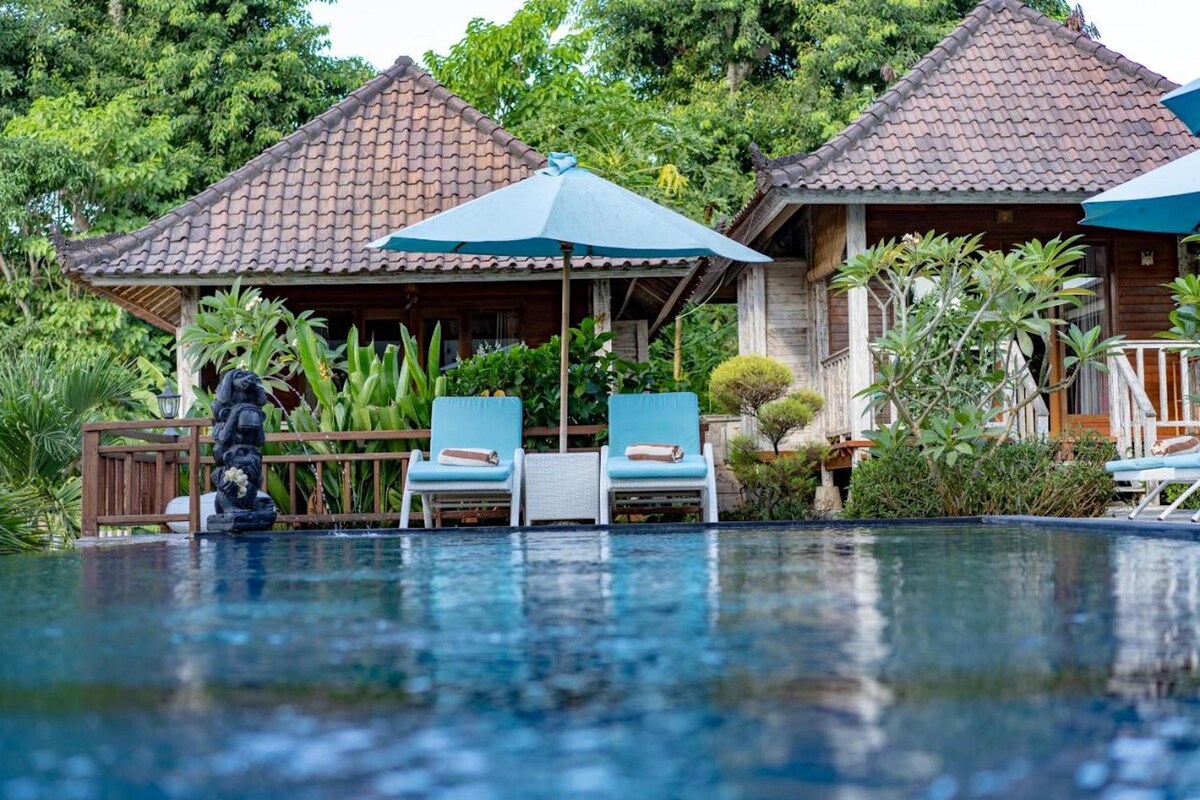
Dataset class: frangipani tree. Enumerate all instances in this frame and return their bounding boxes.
[832,232,1123,464]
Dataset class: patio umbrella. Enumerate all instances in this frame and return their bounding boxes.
[1081,150,1200,234]
[1163,77,1200,136]
[368,152,771,452]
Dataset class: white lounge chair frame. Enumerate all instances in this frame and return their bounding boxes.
[399,449,525,529]
[598,443,719,524]
[1115,466,1200,522]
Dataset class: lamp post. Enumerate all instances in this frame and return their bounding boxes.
[157,385,181,437]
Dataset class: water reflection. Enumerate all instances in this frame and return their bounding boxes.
[6,527,1200,797]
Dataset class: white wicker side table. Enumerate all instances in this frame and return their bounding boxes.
[523,452,601,524]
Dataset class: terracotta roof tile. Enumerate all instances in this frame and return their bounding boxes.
[59,57,681,280]
[762,0,1196,195]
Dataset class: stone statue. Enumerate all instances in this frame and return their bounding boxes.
[208,369,277,533]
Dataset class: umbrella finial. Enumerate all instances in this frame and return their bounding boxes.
[543,152,578,176]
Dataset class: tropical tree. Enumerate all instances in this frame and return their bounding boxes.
[0,348,136,548]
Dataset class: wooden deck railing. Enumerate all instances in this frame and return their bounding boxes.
[81,419,607,536]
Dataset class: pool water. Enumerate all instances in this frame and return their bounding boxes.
[4,525,1200,799]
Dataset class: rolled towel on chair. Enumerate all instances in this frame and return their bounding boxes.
[438,447,499,466]
[625,443,684,462]
[1151,436,1200,457]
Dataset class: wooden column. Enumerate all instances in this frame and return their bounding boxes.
[591,278,612,352]
[737,264,767,356]
[737,263,768,442]
[845,204,871,440]
[176,286,200,416]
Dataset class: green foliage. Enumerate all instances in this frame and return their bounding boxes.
[708,354,793,416]
[268,322,448,515]
[0,348,136,546]
[724,435,820,521]
[448,318,668,430]
[833,233,1124,464]
[179,279,332,408]
[0,0,371,404]
[844,437,1115,519]
[759,389,824,455]
[0,484,42,556]
[646,303,739,411]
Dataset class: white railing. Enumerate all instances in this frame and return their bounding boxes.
[1002,344,1051,441]
[1108,349,1159,459]
[822,348,851,439]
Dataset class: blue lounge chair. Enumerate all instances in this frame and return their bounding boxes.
[600,392,718,524]
[400,397,525,528]
[1106,453,1200,521]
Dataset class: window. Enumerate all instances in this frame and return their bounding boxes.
[1065,244,1112,417]
[470,310,521,355]
[423,317,461,370]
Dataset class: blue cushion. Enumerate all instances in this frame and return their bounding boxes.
[607,454,709,480]
[408,459,514,483]
[608,392,701,457]
[1106,456,1166,472]
[1105,453,1200,472]
[429,396,522,460]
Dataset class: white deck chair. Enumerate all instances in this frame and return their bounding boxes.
[599,392,718,524]
[400,397,524,529]
[1106,454,1200,522]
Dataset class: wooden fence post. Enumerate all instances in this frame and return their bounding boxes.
[81,427,100,537]
[188,424,201,536]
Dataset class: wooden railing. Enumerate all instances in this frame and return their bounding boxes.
[82,420,607,536]
[1108,351,1159,459]
[1004,344,1051,441]
[821,348,852,439]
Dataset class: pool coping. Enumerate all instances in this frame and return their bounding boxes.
[74,514,1200,549]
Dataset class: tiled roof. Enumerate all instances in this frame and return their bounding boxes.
[760,0,1196,195]
[58,57,684,280]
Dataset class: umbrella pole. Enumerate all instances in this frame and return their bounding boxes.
[559,244,573,453]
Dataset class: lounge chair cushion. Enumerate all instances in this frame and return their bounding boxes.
[607,454,709,480]
[428,396,523,461]
[407,459,514,483]
[1105,453,1200,473]
[608,392,702,456]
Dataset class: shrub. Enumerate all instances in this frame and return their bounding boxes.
[844,437,1115,519]
[758,389,825,455]
[447,318,670,428]
[708,355,793,416]
[725,435,820,521]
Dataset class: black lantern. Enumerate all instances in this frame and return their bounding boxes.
[157,386,181,436]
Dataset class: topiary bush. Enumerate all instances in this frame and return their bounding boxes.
[758,389,825,455]
[708,355,793,416]
[844,436,1116,519]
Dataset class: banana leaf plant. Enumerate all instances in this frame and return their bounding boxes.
[262,320,447,516]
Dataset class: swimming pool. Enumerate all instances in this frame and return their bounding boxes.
[3,524,1200,798]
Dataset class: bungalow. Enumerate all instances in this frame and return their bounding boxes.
[718,0,1197,457]
[55,57,698,412]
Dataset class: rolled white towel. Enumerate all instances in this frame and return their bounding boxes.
[625,443,683,463]
[1151,435,1200,457]
[438,447,499,466]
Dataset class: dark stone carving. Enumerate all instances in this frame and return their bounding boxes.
[208,369,277,533]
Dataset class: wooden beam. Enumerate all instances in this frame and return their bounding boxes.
[591,278,612,353]
[736,262,768,444]
[89,265,696,288]
[651,273,694,334]
[845,204,871,441]
[616,278,639,320]
[779,189,1092,205]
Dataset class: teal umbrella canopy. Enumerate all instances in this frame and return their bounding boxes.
[1082,150,1200,234]
[368,152,771,263]
[1163,77,1200,136]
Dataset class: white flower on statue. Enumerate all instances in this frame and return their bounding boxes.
[224,466,250,499]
